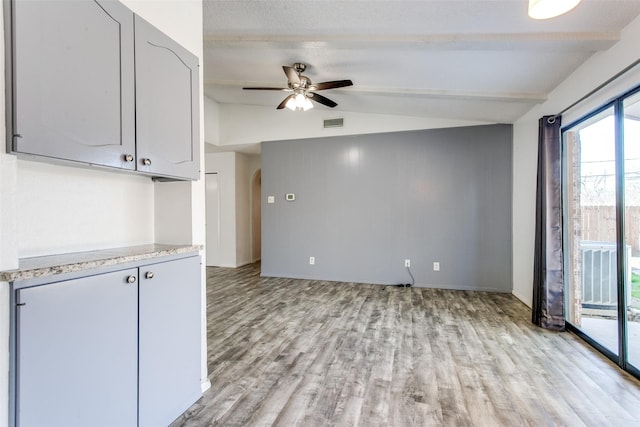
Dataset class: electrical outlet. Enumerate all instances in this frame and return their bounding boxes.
[404,259,411,267]
[309,256,315,265]
[433,262,440,271]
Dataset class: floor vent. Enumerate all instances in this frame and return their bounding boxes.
[324,118,344,128]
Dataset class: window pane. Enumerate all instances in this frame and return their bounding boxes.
[624,92,640,369]
[565,106,619,355]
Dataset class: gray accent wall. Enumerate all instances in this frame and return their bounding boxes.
[261,124,513,292]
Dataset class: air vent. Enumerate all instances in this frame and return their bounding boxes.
[324,118,344,128]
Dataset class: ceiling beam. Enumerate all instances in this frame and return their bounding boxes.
[204,80,547,104]
[203,31,619,51]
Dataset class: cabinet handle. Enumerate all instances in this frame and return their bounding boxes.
[145,271,154,279]
[142,158,152,166]
[124,154,134,162]
[126,275,136,284]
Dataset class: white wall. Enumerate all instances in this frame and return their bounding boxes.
[0,156,16,270]
[13,164,153,258]
[0,2,207,425]
[218,104,490,147]
[512,15,640,307]
[236,153,261,266]
[154,181,193,245]
[235,154,250,265]
[204,96,220,145]
[17,162,154,257]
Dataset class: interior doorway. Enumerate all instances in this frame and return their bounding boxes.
[251,169,262,262]
[205,173,221,266]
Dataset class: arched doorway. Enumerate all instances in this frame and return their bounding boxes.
[251,169,262,262]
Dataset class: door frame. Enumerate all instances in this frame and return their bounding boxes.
[205,172,221,267]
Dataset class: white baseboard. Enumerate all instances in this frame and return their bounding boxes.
[511,289,532,308]
[201,378,211,393]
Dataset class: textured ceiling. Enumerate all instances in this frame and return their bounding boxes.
[202,0,640,123]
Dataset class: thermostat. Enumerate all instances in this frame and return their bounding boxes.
[285,193,295,201]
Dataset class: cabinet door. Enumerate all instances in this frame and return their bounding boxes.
[134,15,200,180]
[16,268,139,427]
[139,256,202,427]
[12,0,136,170]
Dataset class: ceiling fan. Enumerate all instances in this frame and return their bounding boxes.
[243,63,353,111]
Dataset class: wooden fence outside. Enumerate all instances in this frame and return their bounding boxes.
[581,206,640,255]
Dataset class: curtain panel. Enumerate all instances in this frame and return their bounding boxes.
[532,115,565,331]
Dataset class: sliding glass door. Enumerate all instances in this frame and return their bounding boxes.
[564,106,619,356]
[563,85,640,377]
[623,92,640,371]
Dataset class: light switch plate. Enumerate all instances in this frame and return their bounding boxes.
[267,196,275,204]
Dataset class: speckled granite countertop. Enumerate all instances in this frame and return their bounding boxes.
[0,244,202,282]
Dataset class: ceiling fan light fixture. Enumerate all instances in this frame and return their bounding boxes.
[302,96,313,111]
[287,92,314,111]
[285,97,297,111]
[528,0,581,19]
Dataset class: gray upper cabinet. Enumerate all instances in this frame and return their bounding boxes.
[11,0,136,170]
[8,0,200,180]
[135,15,200,180]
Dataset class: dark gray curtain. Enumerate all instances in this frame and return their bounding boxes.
[532,115,565,330]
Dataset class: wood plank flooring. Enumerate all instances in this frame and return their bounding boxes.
[171,263,640,426]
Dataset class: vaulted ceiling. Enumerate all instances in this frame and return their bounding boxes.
[202,0,640,123]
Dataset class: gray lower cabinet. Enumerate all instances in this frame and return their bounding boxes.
[9,0,199,180]
[13,255,202,427]
[16,268,139,427]
[139,256,202,426]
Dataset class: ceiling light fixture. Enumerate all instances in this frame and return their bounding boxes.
[528,0,581,19]
[286,91,313,111]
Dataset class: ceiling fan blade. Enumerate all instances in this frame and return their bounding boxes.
[243,87,290,91]
[312,80,353,91]
[283,66,301,85]
[276,94,295,110]
[308,92,337,108]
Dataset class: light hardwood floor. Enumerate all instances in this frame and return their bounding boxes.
[171,263,640,426]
